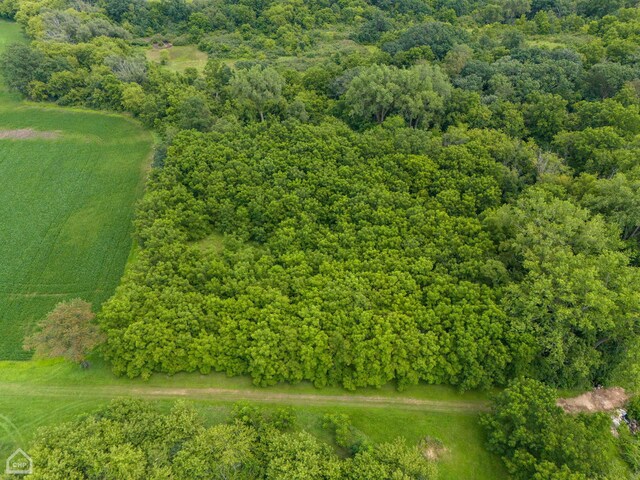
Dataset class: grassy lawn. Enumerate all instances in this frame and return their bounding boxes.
[0,360,507,480]
[0,395,505,480]
[146,44,209,71]
[0,21,153,359]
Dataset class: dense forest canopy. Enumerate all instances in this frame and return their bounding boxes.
[2,0,640,393]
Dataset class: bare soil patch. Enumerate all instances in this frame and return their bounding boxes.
[557,387,628,413]
[0,129,60,140]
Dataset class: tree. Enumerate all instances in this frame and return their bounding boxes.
[487,186,640,386]
[382,21,465,60]
[344,64,451,127]
[231,65,285,122]
[577,0,625,18]
[523,92,568,144]
[354,10,392,43]
[585,63,637,99]
[396,64,451,127]
[203,59,232,100]
[581,172,640,241]
[500,0,532,21]
[530,0,574,17]
[23,299,104,364]
[344,64,400,124]
[172,424,260,478]
[101,0,133,22]
[175,95,213,131]
[552,126,626,174]
[349,438,437,479]
[0,43,46,95]
[30,399,435,479]
[481,378,616,480]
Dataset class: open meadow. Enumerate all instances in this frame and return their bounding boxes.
[0,21,153,359]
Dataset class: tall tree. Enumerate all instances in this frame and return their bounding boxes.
[231,65,285,122]
[344,64,400,124]
[487,187,640,386]
[481,378,616,479]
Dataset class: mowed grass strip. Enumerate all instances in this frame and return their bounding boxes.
[0,21,153,359]
[0,396,506,480]
[0,359,507,479]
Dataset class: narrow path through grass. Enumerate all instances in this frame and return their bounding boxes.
[0,382,488,412]
[0,361,505,480]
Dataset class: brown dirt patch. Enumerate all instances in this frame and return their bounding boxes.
[557,387,628,414]
[0,129,60,140]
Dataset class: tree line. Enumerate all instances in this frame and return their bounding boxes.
[29,398,436,479]
[2,0,640,390]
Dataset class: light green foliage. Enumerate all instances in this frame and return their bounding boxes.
[100,121,514,390]
[344,63,451,126]
[322,413,372,453]
[231,65,285,121]
[28,399,436,480]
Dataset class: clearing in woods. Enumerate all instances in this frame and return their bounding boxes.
[0,20,153,359]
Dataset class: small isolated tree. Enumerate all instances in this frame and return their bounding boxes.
[23,299,104,364]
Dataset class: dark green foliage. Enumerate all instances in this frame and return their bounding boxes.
[101,0,134,23]
[481,378,618,479]
[578,0,627,18]
[0,43,46,95]
[353,11,392,44]
[382,21,466,60]
[487,186,640,386]
[585,63,639,99]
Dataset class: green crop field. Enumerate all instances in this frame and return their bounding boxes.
[0,21,153,359]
